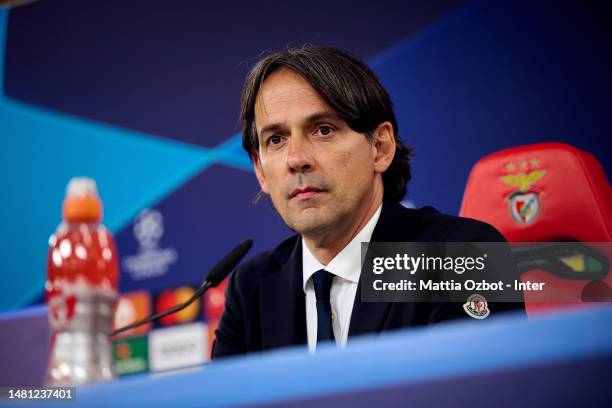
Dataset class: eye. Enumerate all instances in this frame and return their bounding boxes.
[267,135,283,145]
[316,125,334,136]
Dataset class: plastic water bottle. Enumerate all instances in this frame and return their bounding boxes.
[45,178,119,385]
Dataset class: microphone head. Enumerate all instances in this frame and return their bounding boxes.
[206,239,253,286]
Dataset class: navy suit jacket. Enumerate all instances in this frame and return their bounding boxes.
[212,201,525,358]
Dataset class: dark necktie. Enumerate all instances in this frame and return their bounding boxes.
[312,269,335,344]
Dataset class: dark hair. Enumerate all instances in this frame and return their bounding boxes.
[240,46,414,202]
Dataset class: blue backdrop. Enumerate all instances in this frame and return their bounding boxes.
[0,0,610,309]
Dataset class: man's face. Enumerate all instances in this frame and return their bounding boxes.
[253,68,383,237]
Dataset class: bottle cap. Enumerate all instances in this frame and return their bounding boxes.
[62,177,103,222]
[66,177,99,198]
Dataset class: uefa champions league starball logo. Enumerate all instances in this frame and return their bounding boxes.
[134,209,164,250]
[123,208,178,280]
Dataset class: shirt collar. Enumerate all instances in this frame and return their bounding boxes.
[302,204,382,292]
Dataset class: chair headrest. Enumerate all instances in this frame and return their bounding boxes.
[460,142,611,242]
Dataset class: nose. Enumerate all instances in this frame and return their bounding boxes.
[286,135,314,174]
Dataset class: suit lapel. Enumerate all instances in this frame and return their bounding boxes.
[258,203,429,345]
[349,201,422,337]
[260,238,307,350]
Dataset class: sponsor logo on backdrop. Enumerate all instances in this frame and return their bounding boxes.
[113,290,152,337]
[203,279,227,321]
[207,318,220,359]
[113,336,149,376]
[500,159,546,224]
[122,209,178,280]
[155,286,201,326]
[148,322,208,372]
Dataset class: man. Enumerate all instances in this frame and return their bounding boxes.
[212,46,523,358]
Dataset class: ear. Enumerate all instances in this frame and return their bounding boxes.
[372,121,396,173]
[252,151,270,194]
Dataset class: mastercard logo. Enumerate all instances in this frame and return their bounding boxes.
[155,286,201,326]
[113,290,152,338]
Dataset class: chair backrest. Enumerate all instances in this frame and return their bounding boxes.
[460,142,612,314]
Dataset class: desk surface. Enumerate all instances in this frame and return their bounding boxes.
[13,305,610,408]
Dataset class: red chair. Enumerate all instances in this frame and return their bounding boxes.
[460,142,612,315]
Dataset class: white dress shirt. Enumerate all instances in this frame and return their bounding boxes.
[302,205,382,352]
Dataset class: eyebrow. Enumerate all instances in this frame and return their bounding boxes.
[258,111,343,136]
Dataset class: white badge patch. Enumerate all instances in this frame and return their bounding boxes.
[463,294,490,319]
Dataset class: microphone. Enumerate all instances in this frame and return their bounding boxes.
[112,239,253,337]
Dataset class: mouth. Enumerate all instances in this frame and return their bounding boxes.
[289,186,326,200]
